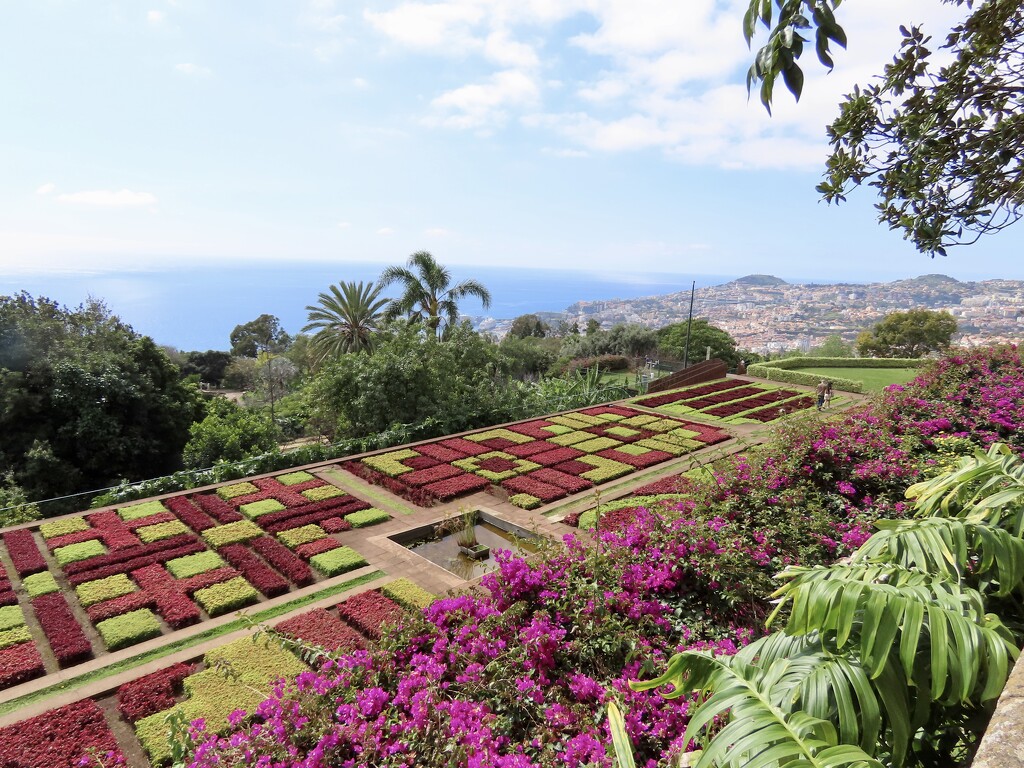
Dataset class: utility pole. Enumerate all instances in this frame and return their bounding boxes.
[682,280,695,369]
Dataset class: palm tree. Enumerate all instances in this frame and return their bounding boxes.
[378,251,492,339]
[301,281,389,362]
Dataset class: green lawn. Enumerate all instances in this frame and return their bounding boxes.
[798,366,921,392]
[597,371,638,389]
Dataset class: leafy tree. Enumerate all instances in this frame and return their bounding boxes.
[179,350,232,386]
[223,357,258,390]
[498,335,560,379]
[744,0,1024,254]
[379,252,492,339]
[0,472,41,528]
[561,323,658,360]
[808,334,854,358]
[304,323,529,440]
[857,309,957,358]
[302,281,389,362]
[230,314,291,358]
[182,398,278,470]
[248,353,297,432]
[0,293,201,506]
[507,314,549,339]
[657,319,741,368]
[585,318,601,336]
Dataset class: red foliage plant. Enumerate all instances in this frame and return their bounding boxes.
[250,537,314,586]
[218,543,290,597]
[276,608,366,653]
[163,495,217,533]
[0,641,44,689]
[2,529,46,576]
[65,536,206,586]
[32,592,93,667]
[0,699,124,768]
[117,662,195,722]
[336,590,405,640]
[131,564,201,629]
[321,517,353,534]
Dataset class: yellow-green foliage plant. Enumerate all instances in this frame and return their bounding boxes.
[629,445,1024,768]
[381,578,435,610]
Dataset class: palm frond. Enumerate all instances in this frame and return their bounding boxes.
[853,517,1024,596]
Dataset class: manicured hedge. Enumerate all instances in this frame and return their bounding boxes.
[65,534,204,585]
[97,608,163,651]
[218,544,290,597]
[336,589,404,640]
[0,626,31,650]
[277,470,316,485]
[166,550,226,579]
[509,493,542,510]
[301,484,346,501]
[191,492,244,523]
[380,578,435,610]
[275,608,366,653]
[344,507,390,528]
[117,662,195,723]
[0,605,24,632]
[363,448,418,477]
[194,576,259,616]
[295,538,342,560]
[250,537,314,586]
[53,539,107,566]
[309,546,368,577]
[39,517,90,539]
[136,519,189,543]
[132,564,202,629]
[86,591,155,623]
[75,573,137,607]
[277,524,326,550]
[3,529,47,576]
[32,592,93,667]
[0,699,124,768]
[202,520,264,548]
[0,640,44,690]
[216,481,260,500]
[23,571,59,597]
[163,495,217,532]
[239,498,286,519]
[321,516,353,534]
[118,500,168,521]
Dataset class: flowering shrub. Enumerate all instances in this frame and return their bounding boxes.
[117,662,195,722]
[75,574,137,607]
[344,507,390,528]
[193,576,259,617]
[0,699,123,768]
[97,608,163,651]
[3,529,46,576]
[32,592,93,667]
[167,550,227,579]
[309,546,368,577]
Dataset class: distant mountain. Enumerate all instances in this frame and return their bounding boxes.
[732,274,789,287]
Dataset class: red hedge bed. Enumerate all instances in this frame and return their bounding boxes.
[190,492,244,523]
[527,468,593,494]
[420,473,491,502]
[501,476,568,503]
[403,455,440,470]
[415,443,469,462]
[132,564,201,629]
[65,535,206,586]
[117,662,195,723]
[0,641,44,689]
[85,510,144,549]
[321,517,353,534]
[434,437,487,456]
[86,591,156,623]
[0,699,123,768]
[250,537,314,586]
[276,608,366,653]
[529,447,586,467]
[218,543,290,597]
[163,495,217,532]
[3,529,46,576]
[295,538,342,560]
[32,592,93,667]
[597,448,675,469]
[504,440,561,457]
[401,464,463,488]
[258,495,368,533]
[178,566,240,595]
[336,590,405,640]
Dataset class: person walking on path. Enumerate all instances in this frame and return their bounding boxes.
[823,381,833,410]
[816,380,827,411]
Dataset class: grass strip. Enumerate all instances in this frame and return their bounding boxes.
[0,570,385,717]
[318,468,416,516]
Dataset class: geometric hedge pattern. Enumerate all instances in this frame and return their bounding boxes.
[635,377,817,423]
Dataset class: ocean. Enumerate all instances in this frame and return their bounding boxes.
[1,263,736,351]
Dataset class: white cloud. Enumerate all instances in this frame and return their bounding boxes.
[175,62,212,77]
[377,227,394,235]
[147,9,164,24]
[352,77,369,89]
[429,69,539,129]
[36,183,56,195]
[56,189,158,207]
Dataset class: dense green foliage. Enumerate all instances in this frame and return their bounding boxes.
[657,319,741,367]
[744,0,1024,254]
[507,313,549,339]
[0,293,201,507]
[302,281,390,361]
[182,398,279,470]
[857,309,957,358]
[229,314,291,358]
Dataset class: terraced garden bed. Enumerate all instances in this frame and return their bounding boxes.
[634,377,822,422]
[0,473,391,691]
[342,404,730,509]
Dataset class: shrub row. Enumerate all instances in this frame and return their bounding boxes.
[163,495,217,532]
[66,535,206,586]
[32,592,92,667]
[380,578,435,610]
[0,563,14,607]
[276,607,367,653]
[294,537,342,560]
[0,699,123,768]
[75,573,137,607]
[97,608,163,651]
[179,566,240,595]
[309,546,367,578]
[194,576,259,617]
[202,520,264,548]
[191,492,244,523]
[86,591,155,623]
[117,662,195,723]
[219,543,290,597]
[82,510,143,549]
[336,589,404,640]
[321,516,353,534]
[2,529,46,576]
[260,496,371,534]
[250,536,314,586]
[132,564,201,629]
[0,640,44,690]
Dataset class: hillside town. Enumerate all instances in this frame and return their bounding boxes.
[477,274,1024,355]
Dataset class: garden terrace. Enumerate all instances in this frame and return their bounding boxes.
[0,471,391,691]
[632,376,827,423]
[342,404,730,509]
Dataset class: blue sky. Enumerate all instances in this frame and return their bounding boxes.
[2,0,1021,295]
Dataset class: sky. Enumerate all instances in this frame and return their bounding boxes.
[2,0,1022,325]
